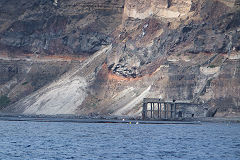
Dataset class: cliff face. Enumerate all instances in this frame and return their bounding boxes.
[123,0,192,20]
[0,0,124,56]
[103,0,240,117]
[109,0,240,78]
[1,0,240,118]
[0,0,124,111]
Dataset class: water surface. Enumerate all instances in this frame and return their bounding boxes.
[0,120,239,160]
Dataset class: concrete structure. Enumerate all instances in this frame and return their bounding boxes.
[142,98,198,120]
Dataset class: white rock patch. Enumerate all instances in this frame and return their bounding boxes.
[23,76,87,115]
[200,66,220,75]
[113,86,151,115]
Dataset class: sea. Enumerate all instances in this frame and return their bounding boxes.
[0,119,239,160]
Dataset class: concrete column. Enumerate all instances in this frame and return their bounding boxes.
[142,102,147,120]
[152,103,154,119]
[164,103,167,119]
[166,103,168,119]
[174,103,176,119]
[151,103,153,118]
[160,103,162,119]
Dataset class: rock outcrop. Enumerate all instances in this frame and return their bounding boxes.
[0,0,124,56]
[123,0,192,20]
[1,0,240,118]
[105,0,240,117]
[109,0,240,78]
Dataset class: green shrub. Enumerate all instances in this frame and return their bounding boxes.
[208,65,216,68]
[22,81,29,85]
[0,95,11,109]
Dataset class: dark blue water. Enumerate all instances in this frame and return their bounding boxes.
[0,121,239,160]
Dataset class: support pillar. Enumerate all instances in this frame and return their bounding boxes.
[160,103,162,119]
[142,102,147,120]
[152,103,155,119]
[164,103,167,119]
[166,103,169,119]
[151,103,153,118]
[174,103,176,119]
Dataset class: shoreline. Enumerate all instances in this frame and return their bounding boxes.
[0,113,240,124]
[0,113,196,125]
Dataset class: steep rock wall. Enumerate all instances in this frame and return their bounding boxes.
[0,0,124,56]
[1,0,240,118]
[0,0,124,112]
[103,0,240,117]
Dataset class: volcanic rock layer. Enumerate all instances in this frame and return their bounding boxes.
[0,0,240,118]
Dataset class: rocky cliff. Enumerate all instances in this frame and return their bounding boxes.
[0,0,124,110]
[1,0,240,118]
[0,0,124,55]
